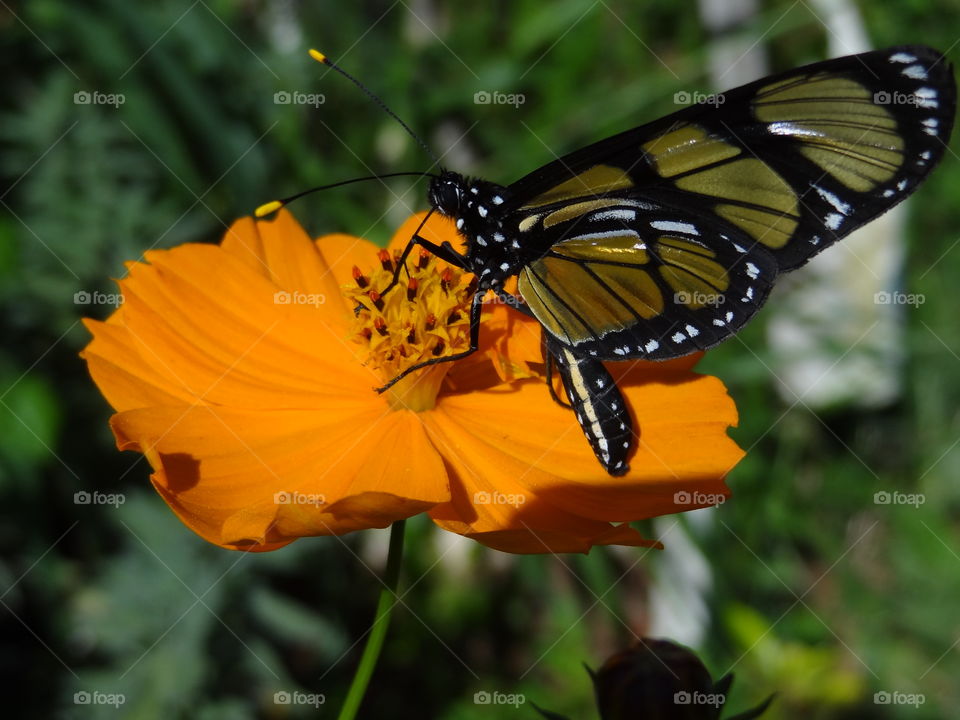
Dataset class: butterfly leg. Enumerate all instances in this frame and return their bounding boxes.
[549,341,632,476]
[375,289,484,393]
[544,351,573,409]
[380,229,470,298]
[494,289,533,316]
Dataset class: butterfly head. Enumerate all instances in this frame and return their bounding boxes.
[428,170,467,217]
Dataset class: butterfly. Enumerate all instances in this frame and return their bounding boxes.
[313,46,957,476]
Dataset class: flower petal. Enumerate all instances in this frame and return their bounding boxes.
[105,242,375,409]
[222,210,347,321]
[82,318,195,410]
[111,403,449,550]
[422,357,741,552]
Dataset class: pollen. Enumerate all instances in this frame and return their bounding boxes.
[343,249,474,410]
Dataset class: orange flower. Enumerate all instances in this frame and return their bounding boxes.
[81,209,744,553]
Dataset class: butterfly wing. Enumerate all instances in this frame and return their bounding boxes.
[507,45,955,360]
[518,205,779,358]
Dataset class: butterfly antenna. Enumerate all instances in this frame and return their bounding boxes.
[309,49,438,165]
[255,171,436,217]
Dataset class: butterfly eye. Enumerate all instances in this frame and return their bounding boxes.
[429,177,463,216]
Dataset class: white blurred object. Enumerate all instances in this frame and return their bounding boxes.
[764,0,907,409]
[646,515,715,647]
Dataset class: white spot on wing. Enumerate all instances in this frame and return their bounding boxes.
[592,209,637,223]
[476,235,487,246]
[813,185,851,215]
[565,230,641,244]
[903,64,928,80]
[671,331,687,343]
[456,218,464,229]
[499,262,510,271]
[478,205,488,218]
[685,324,699,337]
[914,87,939,109]
[651,220,699,235]
[492,195,504,204]
[889,52,917,63]
[644,339,659,353]
[746,262,759,279]
[767,121,825,138]
[825,212,843,230]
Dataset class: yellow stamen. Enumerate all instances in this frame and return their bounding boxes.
[255,200,283,218]
[309,49,327,64]
[344,251,474,412]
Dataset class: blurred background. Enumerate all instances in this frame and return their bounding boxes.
[2,0,960,718]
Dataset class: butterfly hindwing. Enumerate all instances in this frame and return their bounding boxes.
[516,203,780,358]
[506,45,955,362]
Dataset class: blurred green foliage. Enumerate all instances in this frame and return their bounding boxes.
[2,1,960,718]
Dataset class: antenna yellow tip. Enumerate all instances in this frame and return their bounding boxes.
[254,200,283,218]
[308,49,327,64]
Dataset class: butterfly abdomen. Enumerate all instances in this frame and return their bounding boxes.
[551,343,632,475]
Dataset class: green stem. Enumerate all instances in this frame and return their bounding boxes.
[336,520,406,720]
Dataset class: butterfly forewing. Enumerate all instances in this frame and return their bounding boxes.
[507,45,955,363]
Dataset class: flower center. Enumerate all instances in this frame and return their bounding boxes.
[344,248,476,412]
